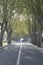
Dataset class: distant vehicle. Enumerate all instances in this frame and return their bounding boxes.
[20,38,24,42]
[20,38,28,42]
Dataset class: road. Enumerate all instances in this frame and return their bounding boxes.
[0,42,43,65]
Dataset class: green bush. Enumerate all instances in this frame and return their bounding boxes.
[3,40,7,43]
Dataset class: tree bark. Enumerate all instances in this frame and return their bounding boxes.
[32,15,37,45]
[7,28,12,44]
[0,23,4,46]
[37,24,42,47]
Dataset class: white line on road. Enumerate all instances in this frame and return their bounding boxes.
[16,42,22,65]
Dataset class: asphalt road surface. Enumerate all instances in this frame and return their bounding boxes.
[0,42,43,65]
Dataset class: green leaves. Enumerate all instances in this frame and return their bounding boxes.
[11,17,28,38]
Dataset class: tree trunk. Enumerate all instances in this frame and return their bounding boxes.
[0,34,3,46]
[0,23,4,46]
[32,15,37,45]
[37,24,42,47]
[7,29,12,44]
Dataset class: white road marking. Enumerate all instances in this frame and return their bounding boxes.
[16,42,22,65]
